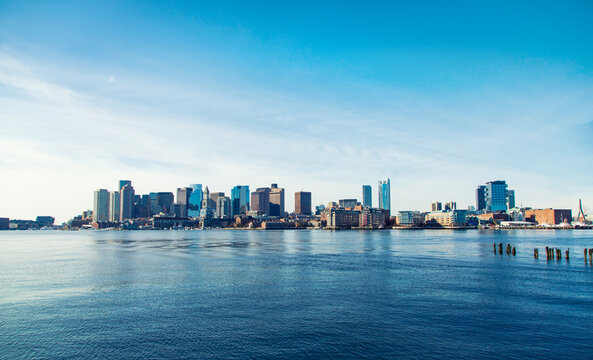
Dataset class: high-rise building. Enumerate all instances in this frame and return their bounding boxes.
[93,189,110,222]
[378,178,391,215]
[251,188,270,216]
[476,185,487,211]
[188,184,202,217]
[231,185,250,216]
[135,194,151,218]
[118,180,132,191]
[362,185,372,208]
[109,191,120,222]
[176,187,193,217]
[295,191,312,215]
[445,201,457,211]
[149,192,174,215]
[486,180,508,212]
[506,190,516,209]
[200,186,215,219]
[216,196,231,219]
[431,201,442,212]
[120,184,135,221]
[269,184,285,217]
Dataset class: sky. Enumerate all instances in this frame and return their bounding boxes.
[0,0,592,223]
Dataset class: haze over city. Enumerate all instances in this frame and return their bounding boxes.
[1,1,592,223]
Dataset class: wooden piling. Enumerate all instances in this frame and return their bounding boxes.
[506,244,512,255]
[546,246,550,260]
[499,243,503,255]
[534,248,538,259]
[585,248,588,261]
[512,247,516,256]
[493,243,496,254]
[565,249,569,261]
[556,248,561,260]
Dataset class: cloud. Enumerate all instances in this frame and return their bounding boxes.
[1,49,593,222]
[108,75,115,82]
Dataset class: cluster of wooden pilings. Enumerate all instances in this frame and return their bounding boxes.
[584,249,593,264]
[533,247,569,260]
[493,243,516,256]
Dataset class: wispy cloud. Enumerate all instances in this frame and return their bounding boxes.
[0,48,592,221]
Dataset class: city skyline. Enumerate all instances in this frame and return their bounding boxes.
[1,1,592,222]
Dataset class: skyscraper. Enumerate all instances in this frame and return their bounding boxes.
[188,184,202,217]
[431,201,442,212]
[120,183,135,221]
[486,180,508,212]
[269,184,285,217]
[231,185,250,216]
[295,191,312,215]
[216,196,231,219]
[476,185,487,211]
[506,189,516,209]
[109,191,120,222]
[200,186,215,218]
[92,189,110,222]
[378,178,391,215]
[251,188,270,216]
[149,192,174,215]
[118,180,132,191]
[362,185,372,208]
[176,187,193,217]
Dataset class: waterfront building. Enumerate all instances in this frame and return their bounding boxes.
[93,189,110,222]
[445,201,457,211]
[362,185,372,207]
[506,190,516,209]
[476,185,487,211]
[109,191,120,222]
[524,209,572,225]
[339,199,358,209]
[325,208,360,229]
[378,178,391,215]
[396,211,424,226]
[425,210,468,227]
[35,216,55,226]
[0,217,9,230]
[486,181,508,212]
[251,188,270,216]
[82,210,93,219]
[188,184,203,217]
[295,191,312,215]
[216,196,231,219]
[231,185,250,216]
[270,184,285,217]
[360,208,388,228]
[120,184,135,221]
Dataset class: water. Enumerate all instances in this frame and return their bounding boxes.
[1,230,593,359]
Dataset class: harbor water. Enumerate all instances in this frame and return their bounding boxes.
[1,230,593,359]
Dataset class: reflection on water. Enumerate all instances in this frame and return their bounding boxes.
[1,230,593,359]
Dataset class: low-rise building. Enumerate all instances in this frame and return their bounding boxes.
[425,210,468,227]
[326,208,360,229]
[360,208,389,228]
[396,211,425,226]
[524,209,572,225]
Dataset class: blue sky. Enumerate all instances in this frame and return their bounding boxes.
[0,1,592,222]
